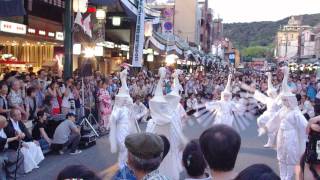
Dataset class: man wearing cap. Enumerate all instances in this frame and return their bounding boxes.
[51,113,82,155]
[125,133,170,180]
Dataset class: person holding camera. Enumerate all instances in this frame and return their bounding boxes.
[61,78,76,115]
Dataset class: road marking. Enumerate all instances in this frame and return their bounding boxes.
[100,163,119,179]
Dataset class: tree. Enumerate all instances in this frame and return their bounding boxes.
[242,46,273,58]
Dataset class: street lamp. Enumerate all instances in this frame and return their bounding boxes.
[73,0,88,13]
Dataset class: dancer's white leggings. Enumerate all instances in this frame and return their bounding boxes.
[279,162,295,180]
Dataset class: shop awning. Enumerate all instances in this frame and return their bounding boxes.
[120,0,161,21]
[146,32,188,56]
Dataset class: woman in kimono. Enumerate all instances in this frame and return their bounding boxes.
[109,64,139,169]
[147,67,187,180]
[262,67,308,180]
[241,72,282,148]
[98,80,112,131]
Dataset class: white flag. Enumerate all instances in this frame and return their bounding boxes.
[83,14,92,38]
[74,12,83,27]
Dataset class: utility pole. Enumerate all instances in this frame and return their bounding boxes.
[285,32,288,58]
[63,0,73,79]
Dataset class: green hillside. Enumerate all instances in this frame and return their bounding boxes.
[223,13,320,51]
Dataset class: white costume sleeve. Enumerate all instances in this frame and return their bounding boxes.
[253,90,272,105]
[265,108,283,133]
[205,101,219,111]
[294,112,308,156]
[134,103,148,120]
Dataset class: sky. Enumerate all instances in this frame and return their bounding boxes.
[207,0,320,23]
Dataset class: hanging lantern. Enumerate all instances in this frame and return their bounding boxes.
[144,22,153,37]
[147,54,154,62]
[73,0,88,13]
[96,8,106,20]
[112,16,121,26]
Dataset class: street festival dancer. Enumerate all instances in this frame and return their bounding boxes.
[194,73,252,131]
[109,64,139,169]
[146,67,187,180]
[241,72,282,148]
[261,66,307,180]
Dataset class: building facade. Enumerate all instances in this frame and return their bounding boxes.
[316,33,320,59]
[275,16,311,60]
[301,29,316,57]
[174,0,199,45]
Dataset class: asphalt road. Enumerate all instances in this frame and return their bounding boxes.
[22,117,278,180]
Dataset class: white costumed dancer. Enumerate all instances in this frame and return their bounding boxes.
[263,67,307,180]
[109,65,139,169]
[241,72,282,148]
[195,74,251,131]
[146,67,187,180]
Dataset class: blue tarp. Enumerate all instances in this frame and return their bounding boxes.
[0,0,26,17]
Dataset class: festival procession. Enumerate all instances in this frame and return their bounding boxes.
[0,0,320,180]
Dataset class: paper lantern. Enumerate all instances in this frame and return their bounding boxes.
[73,44,81,55]
[94,46,104,56]
[112,17,121,26]
[144,22,153,37]
[147,54,154,62]
[96,9,106,20]
[73,0,88,13]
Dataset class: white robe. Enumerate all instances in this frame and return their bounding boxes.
[253,91,281,128]
[132,102,148,121]
[147,103,186,180]
[109,107,137,169]
[21,142,44,173]
[266,107,307,180]
[205,100,244,127]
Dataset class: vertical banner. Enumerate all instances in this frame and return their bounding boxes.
[132,0,145,67]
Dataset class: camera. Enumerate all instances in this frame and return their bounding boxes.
[305,123,320,165]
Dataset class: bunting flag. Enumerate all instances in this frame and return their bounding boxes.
[74,12,83,27]
[0,0,26,17]
[73,12,92,38]
[83,14,92,38]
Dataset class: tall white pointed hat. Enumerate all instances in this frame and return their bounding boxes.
[281,66,295,97]
[266,72,277,95]
[222,73,232,96]
[168,69,183,97]
[115,64,132,100]
[151,67,167,103]
[149,67,172,125]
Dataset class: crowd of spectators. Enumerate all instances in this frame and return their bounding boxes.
[0,63,319,179]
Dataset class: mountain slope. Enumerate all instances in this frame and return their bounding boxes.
[223,13,320,50]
